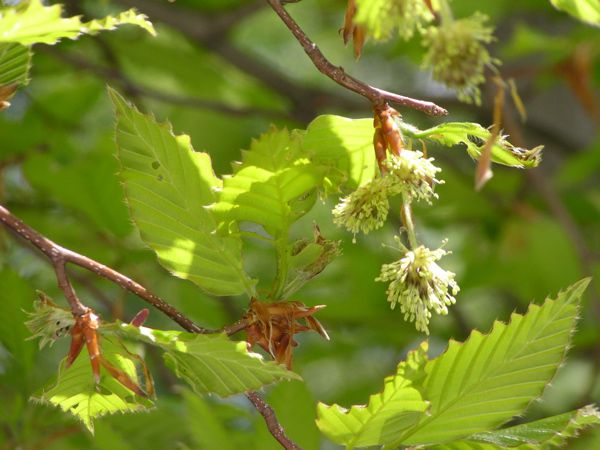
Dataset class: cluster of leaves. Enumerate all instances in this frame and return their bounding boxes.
[317,280,599,448]
[111,89,542,304]
[0,0,154,108]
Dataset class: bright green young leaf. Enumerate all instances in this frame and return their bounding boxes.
[316,342,429,448]
[399,279,589,446]
[210,127,322,237]
[31,339,153,434]
[303,115,377,191]
[467,404,600,449]
[550,0,600,26]
[0,0,154,45]
[110,323,301,397]
[0,42,30,86]
[110,88,255,297]
[399,121,543,168]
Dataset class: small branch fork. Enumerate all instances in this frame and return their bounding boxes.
[0,203,299,450]
[265,0,447,116]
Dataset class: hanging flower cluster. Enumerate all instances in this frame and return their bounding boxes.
[332,105,460,334]
[376,239,459,334]
[384,151,442,202]
[332,176,390,237]
[332,150,442,237]
[422,12,496,104]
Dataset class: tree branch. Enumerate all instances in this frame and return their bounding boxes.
[247,391,301,450]
[0,203,300,449]
[264,0,448,116]
[0,203,212,333]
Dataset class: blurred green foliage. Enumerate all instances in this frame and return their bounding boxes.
[0,0,599,448]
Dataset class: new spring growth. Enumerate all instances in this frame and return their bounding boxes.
[385,150,442,202]
[353,0,433,42]
[332,176,390,239]
[376,238,459,334]
[333,150,442,238]
[422,12,496,104]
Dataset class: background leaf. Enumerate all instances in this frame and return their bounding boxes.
[0,0,154,45]
[110,88,255,297]
[549,0,600,26]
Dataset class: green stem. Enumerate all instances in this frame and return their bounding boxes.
[401,192,419,249]
[271,232,290,300]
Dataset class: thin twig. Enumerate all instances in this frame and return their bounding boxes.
[246,391,302,450]
[0,203,212,332]
[0,203,300,449]
[264,0,447,116]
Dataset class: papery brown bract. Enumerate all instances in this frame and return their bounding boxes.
[341,0,366,58]
[244,298,328,369]
[66,309,150,397]
[373,104,404,172]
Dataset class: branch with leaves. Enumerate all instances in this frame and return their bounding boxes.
[2,0,599,448]
[0,203,301,448]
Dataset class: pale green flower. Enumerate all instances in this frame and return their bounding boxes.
[376,239,459,334]
[356,0,433,41]
[332,176,389,238]
[422,13,496,104]
[384,150,442,202]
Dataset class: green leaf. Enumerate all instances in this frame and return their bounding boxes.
[399,121,543,168]
[400,279,589,446]
[430,405,600,449]
[0,42,30,86]
[210,127,322,237]
[31,339,153,434]
[0,0,155,45]
[550,0,600,26]
[110,88,255,297]
[316,342,429,447]
[109,323,301,397]
[303,115,377,191]
[468,404,600,448]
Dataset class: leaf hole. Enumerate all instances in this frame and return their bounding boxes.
[151,161,160,170]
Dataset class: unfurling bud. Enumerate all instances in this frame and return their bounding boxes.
[25,292,75,349]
